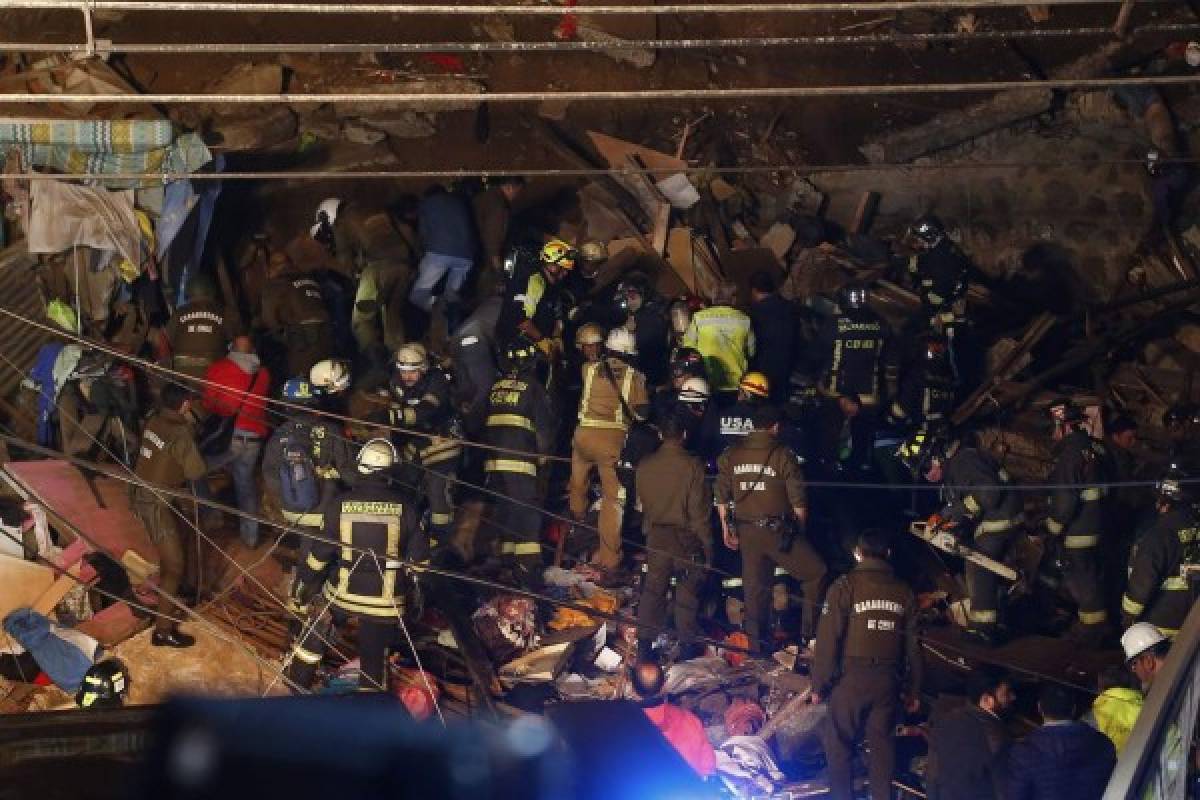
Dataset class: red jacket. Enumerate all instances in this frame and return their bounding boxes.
[202,356,271,437]
[643,702,716,778]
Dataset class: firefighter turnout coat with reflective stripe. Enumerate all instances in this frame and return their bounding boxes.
[1122,506,1200,635]
[1045,429,1108,549]
[309,476,418,618]
[578,358,649,432]
[891,363,955,427]
[682,305,756,392]
[820,307,886,405]
[387,369,461,467]
[941,447,1021,532]
[811,558,922,697]
[483,369,557,478]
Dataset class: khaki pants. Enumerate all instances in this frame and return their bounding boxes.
[639,525,708,646]
[738,522,827,650]
[131,487,190,634]
[823,666,900,800]
[569,426,626,569]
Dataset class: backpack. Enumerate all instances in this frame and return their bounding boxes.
[278,422,320,513]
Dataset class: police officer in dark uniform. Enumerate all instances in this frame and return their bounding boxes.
[716,405,828,653]
[888,333,956,431]
[813,529,921,800]
[899,428,1022,644]
[387,343,462,562]
[636,414,713,661]
[286,438,419,691]
[1122,462,1200,638]
[817,285,887,410]
[131,383,208,648]
[1044,400,1111,642]
[482,342,558,588]
[261,252,334,379]
[166,275,234,380]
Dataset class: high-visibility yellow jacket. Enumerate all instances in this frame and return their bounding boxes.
[1091,687,1143,754]
[681,305,755,392]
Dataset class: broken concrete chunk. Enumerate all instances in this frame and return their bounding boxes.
[760,222,797,263]
[710,177,739,203]
[575,23,657,69]
[787,177,826,216]
[341,119,387,145]
[365,112,438,139]
[206,62,284,95]
[212,105,297,151]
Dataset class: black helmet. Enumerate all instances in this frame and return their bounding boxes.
[76,658,129,709]
[670,347,705,380]
[897,427,948,477]
[841,285,869,310]
[1157,461,1195,507]
[909,215,946,249]
[1049,397,1087,427]
[1163,403,1200,431]
[503,341,539,372]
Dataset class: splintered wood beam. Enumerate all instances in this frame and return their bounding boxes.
[851,191,880,234]
[951,312,1057,425]
[1113,0,1135,36]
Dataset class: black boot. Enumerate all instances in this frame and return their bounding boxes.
[152,628,196,648]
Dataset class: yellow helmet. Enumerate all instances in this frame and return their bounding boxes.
[738,371,770,399]
[540,238,577,271]
[575,322,605,348]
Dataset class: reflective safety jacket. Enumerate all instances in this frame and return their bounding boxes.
[1122,505,1200,636]
[577,358,649,432]
[482,368,557,480]
[890,362,955,427]
[309,476,418,618]
[1045,429,1108,550]
[940,446,1022,534]
[496,261,564,350]
[681,305,756,392]
[819,307,886,405]
[387,369,462,467]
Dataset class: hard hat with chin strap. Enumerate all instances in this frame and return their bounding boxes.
[540,239,577,271]
[394,343,429,373]
[738,371,770,399]
[357,438,398,474]
[1121,622,1167,662]
[605,327,637,357]
[309,359,352,394]
[679,376,710,405]
[575,322,605,348]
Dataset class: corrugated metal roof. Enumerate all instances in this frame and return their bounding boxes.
[0,245,56,400]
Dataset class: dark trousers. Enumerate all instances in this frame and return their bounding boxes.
[638,525,708,647]
[738,522,828,650]
[285,321,334,378]
[131,488,190,635]
[287,604,398,691]
[965,525,1016,634]
[1062,544,1107,629]
[824,666,900,800]
[488,470,543,588]
[410,460,456,561]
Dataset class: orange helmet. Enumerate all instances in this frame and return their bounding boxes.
[738,371,770,399]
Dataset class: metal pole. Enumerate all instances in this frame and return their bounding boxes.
[3,22,1199,54]
[0,0,1150,14]
[0,73,1198,104]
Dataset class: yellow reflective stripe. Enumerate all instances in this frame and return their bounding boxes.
[1159,626,1180,637]
[969,608,997,623]
[524,272,546,320]
[978,518,1016,533]
[499,542,515,554]
[579,418,627,430]
[773,567,789,577]
[486,413,535,431]
[430,512,454,526]
[306,553,328,572]
[283,509,324,526]
[403,408,416,424]
[315,466,339,480]
[1078,609,1108,625]
[963,495,981,516]
[890,401,907,420]
[578,362,596,423]
[1162,576,1190,591]
[1080,487,1104,502]
[1045,518,1064,535]
[1064,534,1100,548]
[325,587,405,617]
[617,366,634,427]
[485,458,537,476]
[292,646,322,665]
[1122,595,1145,615]
[421,440,462,458]
[722,577,743,588]
[512,542,541,555]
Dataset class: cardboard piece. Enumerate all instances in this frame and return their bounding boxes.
[585,130,687,174]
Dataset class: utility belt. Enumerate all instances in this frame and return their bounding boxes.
[844,655,900,670]
[736,515,801,552]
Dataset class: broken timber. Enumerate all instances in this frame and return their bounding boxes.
[952,312,1058,425]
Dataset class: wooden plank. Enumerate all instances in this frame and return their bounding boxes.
[585,130,686,174]
[0,554,56,620]
[533,119,649,230]
[1112,0,1135,36]
[851,191,880,234]
[31,562,82,616]
[623,154,672,257]
[951,312,1057,425]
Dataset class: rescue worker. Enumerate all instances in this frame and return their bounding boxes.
[1162,403,1199,458]
[668,298,694,351]
[261,374,357,617]
[1121,462,1200,637]
[636,414,713,661]
[898,427,1022,644]
[682,282,755,403]
[261,251,333,379]
[387,343,462,562]
[716,405,827,654]
[165,275,234,380]
[1043,399,1111,642]
[495,239,575,356]
[482,342,558,587]
[569,327,649,571]
[652,372,711,448]
[615,274,671,386]
[905,215,969,336]
[130,383,208,648]
[888,333,956,430]
[812,529,921,800]
[707,371,771,458]
[286,438,418,691]
[451,295,502,439]
[575,322,606,366]
[818,285,887,410]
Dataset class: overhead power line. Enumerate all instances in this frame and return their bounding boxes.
[0,0,1151,16]
[3,73,1200,105]
[5,22,1199,55]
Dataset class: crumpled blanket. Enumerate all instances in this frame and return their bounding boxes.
[663,656,734,695]
[472,595,539,664]
[715,735,786,798]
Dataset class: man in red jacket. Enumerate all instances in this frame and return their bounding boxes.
[199,335,271,547]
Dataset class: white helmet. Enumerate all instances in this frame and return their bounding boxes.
[575,322,605,348]
[1121,622,1167,662]
[309,359,351,394]
[357,438,397,474]
[605,328,637,357]
[678,376,710,406]
[311,197,342,238]
[394,343,428,373]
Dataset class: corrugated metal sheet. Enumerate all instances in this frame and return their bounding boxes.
[0,245,56,400]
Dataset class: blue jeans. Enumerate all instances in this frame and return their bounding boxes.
[195,434,263,547]
[408,252,474,312]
